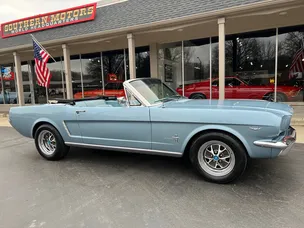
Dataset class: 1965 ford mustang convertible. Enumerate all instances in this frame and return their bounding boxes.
[9,78,296,184]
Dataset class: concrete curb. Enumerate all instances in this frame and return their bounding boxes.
[0,113,8,118]
[291,117,304,126]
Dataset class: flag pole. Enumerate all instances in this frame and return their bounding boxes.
[30,34,57,63]
[30,34,54,103]
[45,87,49,102]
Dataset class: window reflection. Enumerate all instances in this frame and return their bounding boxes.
[21,62,34,104]
[278,25,304,101]
[102,50,126,97]
[159,42,182,93]
[0,63,17,104]
[182,38,211,99]
[135,46,150,78]
[46,57,66,101]
[69,55,81,97]
[210,30,279,101]
[74,53,102,99]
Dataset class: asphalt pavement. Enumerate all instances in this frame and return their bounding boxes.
[0,126,304,228]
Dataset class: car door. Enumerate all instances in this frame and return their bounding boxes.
[75,99,151,150]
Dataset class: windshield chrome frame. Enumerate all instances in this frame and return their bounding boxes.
[123,78,178,107]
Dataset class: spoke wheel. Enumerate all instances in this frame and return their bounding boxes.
[34,124,69,161]
[38,130,57,156]
[189,132,248,184]
[198,141,235,177]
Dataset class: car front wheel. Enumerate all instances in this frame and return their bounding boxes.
[34,124,69,161]
[189,132,248,184]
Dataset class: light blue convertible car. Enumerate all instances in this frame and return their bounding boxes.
[9,78,296,183]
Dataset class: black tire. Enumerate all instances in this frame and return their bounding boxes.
[265,92,286,102]
[34,124,69,161]
[190,93,206,99]
[276,93,287,102]
[189,132,248,184]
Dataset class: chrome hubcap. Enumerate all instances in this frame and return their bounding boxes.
[198,140,235,177]
[38,130,56,155]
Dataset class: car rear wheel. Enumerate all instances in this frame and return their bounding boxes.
[189,132,247,184]
[265,92,286,102]
[34,124,69,161]
[190,93,206,99]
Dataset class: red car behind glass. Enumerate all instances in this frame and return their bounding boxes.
[176,76,303,102]
[74,81,125,99]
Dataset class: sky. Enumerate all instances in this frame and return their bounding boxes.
[0,0,97,24]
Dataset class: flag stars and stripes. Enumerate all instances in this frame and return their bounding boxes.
[289,48,304,79]
[32,38,52,88]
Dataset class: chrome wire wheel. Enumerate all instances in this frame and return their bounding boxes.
[38,130,57,156]
[198,140,235,177]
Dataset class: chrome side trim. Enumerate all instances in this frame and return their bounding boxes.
[62,121,72,137]
[65,142,182,157]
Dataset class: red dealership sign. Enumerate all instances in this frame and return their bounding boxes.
[1,3,97,38]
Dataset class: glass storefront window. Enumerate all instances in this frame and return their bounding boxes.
[68,55,81,98]
[21,62,35,104]
[135,46,151,78]
[45,57,66,101]
[102,49,126,97]
[158,42,182,95]
[74,53,102,99]
[278,25,304,102]
[183,38,211,99]
[0,63,17,104]
[1,25,303,106]
[210,30,277,100]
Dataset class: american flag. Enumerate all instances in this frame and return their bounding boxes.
[289,47,304,79]
[32,39,52,87]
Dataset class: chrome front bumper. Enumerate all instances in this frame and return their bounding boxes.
[254,127,296,156]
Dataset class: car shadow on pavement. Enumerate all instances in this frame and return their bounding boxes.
[60,146,299,192]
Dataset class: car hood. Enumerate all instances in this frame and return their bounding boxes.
[162,99,293,116]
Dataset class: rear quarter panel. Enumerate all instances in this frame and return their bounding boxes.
[9,105,81,143]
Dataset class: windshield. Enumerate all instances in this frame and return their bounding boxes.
[129,78,182,104]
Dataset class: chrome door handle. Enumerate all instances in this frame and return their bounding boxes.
[76,110,86,114]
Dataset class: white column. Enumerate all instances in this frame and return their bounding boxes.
[62,44,73,99]
[127,33,136,79]
[218,18,226,100]
[13,52,24,106]
[149,43,159,78]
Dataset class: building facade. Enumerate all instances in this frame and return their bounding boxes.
[0,0,303,111]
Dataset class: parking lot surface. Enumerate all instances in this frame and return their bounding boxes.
[0,126,304,228]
